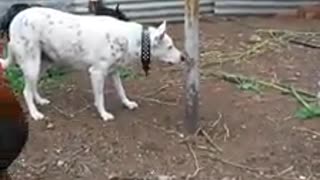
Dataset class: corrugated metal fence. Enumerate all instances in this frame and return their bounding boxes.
[70,0,214,23]
[1,0,320,23]
[214,0,320,15]
[0,0,71,16]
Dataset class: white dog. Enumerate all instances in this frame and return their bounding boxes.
[0,7,185,121]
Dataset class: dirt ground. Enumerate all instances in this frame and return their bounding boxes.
[9,16,320,180]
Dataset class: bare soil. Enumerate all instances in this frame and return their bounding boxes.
[9,16,320,180]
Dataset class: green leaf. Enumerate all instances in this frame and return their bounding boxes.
[237,80,261,93]
[295,104,320,120]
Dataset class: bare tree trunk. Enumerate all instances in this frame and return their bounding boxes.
[184,0,200,134]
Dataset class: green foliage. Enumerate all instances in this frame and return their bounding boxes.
[5,65,67,94]
[5,65,25,94]
[5,65,138,95]
[118,67,141,80]
[237,80,262,93]
[39,67,68,90]
[295,104,320,120]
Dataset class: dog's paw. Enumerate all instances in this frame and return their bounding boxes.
[36,97,51,105]
[101,111,115,121]
[31,110,45,121]
[124,100,138,110]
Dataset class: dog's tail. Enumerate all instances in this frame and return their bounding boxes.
[0,3,31,37]
[0,44,14,69]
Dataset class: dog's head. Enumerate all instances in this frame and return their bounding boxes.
[149,21,185,65]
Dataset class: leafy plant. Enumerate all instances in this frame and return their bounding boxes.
[5,65,25,94]
[295,104,320,120]
[237,79,262,93]
[291,86,320,120]
[118,67,141,80]
[5,65,67,94]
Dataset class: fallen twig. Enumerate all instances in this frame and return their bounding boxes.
[207,112,223,135]
[223,123,230,142]
[289,39,320,49]
[265,166,294,179]
[291,86,312,111]
[256,29,320,37]
[52,105,74,119]
[201,39,271,68]
[144,83,171,97]
[109,175,174,180]
[200,129,223,153]
[293,127,320,137]
[138,121,184,139]
[210,112,222,129]
[276,83,316,99]
[136,96,178,106]
[208,154,269,172]
[206,71,317,100]
[186,143,203,180]
[70,104,92,118]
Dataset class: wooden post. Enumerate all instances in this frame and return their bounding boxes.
[184,0,200,134]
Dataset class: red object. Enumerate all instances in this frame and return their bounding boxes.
[0,57,28,175]
[0,43,3,58]
[0,61,3,73]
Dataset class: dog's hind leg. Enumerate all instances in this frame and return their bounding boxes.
[20,59,45,120]
[111,72,138,110]
[19,48,48,120]
[89,66,114,121]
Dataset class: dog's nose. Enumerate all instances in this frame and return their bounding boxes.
[180,54,186,62]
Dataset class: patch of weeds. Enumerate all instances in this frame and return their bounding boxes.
[295,104,320,120]
[5,65,67,94]
[39,67,68,90]
[118,67,141,80]
[292,86,320,120]
[237,79,262,93]
[5,65,25,94]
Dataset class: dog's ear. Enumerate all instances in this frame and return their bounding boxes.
[115,3,120,12]
[155,20,166,41]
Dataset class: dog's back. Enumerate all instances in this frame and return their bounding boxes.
[9,7,138,68]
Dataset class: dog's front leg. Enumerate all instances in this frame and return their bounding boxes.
[111,72,138,110]
[89,67,114,121]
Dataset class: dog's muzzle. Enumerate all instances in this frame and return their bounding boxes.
[180,54,186,62]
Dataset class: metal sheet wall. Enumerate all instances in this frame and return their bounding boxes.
[0,0,71,16]
[70,0,214,23]
[1,0,319,23]
[214,0,320,15]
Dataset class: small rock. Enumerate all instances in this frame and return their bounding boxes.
[56,160,64,167]
[282,146,287,151]
[46,122,54,130]
[55,148,62,154]
[178,133,185,138]
[158,175,173,180]
[295,72,301,77]
[299,175,306,180]
[249,34,262,43]
[240,124,247,129]
[108,173,118,180]
[221,177,231,180]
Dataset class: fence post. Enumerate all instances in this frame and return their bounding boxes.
[184,0,200,134]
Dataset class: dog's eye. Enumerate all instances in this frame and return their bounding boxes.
[168,45,173,50]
